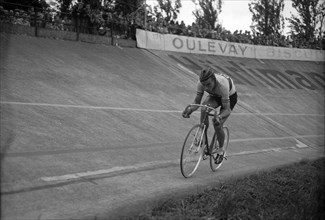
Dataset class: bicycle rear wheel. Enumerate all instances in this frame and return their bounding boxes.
[210,126,229,172]
[180,124,205,178]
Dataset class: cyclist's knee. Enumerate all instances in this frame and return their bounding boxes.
[214,124,223,131]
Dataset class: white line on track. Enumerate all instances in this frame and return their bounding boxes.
[40,160,176,182]
[0,101,181,113]
[230,134,323,143]
[2,135,322,158]
[1,101,324,116]
[40,142,319,183]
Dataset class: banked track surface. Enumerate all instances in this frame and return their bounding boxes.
[0,33,324,219]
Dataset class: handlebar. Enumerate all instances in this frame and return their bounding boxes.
[185,104,218,118]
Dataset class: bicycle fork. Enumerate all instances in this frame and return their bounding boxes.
[189,125,206,153]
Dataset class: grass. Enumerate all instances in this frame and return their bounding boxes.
[130,158,325,220]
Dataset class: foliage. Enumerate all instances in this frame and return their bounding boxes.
[192,0,222,29]
[287,0,324,39]
[57,0,73,16]
[80,0,102,9]
[114,0,144,16]
[249,0,285,36]
[153,0,181,23]
[131,158,325,219]
[316,1,325,37]
[0,0,49,10]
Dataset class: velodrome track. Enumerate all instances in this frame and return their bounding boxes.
[0,32,324,219]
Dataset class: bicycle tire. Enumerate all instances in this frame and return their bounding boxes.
[180,124,205,178]
[210,126,229,172]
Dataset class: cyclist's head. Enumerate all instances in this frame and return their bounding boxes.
[199,67,215,83]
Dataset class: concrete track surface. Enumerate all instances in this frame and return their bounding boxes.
[1,33,324,219]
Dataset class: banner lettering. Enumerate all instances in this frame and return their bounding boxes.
[136,29,325,62]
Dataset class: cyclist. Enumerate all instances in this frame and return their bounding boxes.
[182,67,238,162]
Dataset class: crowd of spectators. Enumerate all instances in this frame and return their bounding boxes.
[0,4,324,50]
[0,5,73,31]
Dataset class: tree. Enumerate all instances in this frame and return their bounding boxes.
[192,0,222,29]
[153,0,181,23]
[0,0,49,10]
[57,0,73,17]
[81,0,102,9]
[316,1,325,37]
[249,0,285,36]
[114,0,144,16]
[287,0,324,39]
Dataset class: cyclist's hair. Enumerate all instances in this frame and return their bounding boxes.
[199,67,215,82]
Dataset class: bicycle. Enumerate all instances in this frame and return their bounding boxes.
[180,104,230,178]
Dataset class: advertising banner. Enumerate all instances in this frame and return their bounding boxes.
[136,29,325,62]
[136,29,165,50]
[137,29,255,58]
[255,45,325,61]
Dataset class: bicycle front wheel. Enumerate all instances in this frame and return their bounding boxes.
[180,124,205,178]
[210,126,229,172]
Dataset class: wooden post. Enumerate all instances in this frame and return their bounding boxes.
[34,8,38,37]
[76,12,80,41]
[144,0,147,30]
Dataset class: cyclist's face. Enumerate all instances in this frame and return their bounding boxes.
[202,77,215,91]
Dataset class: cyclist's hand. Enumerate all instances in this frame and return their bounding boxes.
[182,105,192,118]
[182,114,190,118]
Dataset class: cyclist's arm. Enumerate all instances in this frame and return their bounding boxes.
[219,81,231,120]
[219,99,231,119]
[189,82,204,112]
[190,94,203,111]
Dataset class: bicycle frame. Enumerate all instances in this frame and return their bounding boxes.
[189,104,218,154]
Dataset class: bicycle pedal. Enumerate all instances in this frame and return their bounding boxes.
[202,154,208,160]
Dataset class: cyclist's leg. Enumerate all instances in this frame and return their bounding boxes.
[214,118,226,151]
[201,95,220,131]
[214,92,238,152]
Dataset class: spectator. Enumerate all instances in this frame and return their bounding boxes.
[0,6,5,20]
[168,20,176,34]
[146,19,154,32]
[54,15,63,30]
[200,23,209,38]
[16,11,26,26]
[179,20,186,35]
[8,10,15,23]
[36,11,44,28]
[191,22,199,38]
[62,16,72,31]
[186,25,192,37]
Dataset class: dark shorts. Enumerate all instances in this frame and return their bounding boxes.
[203,92,238,111]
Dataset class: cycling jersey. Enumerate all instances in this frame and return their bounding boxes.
[196,73,236,101]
